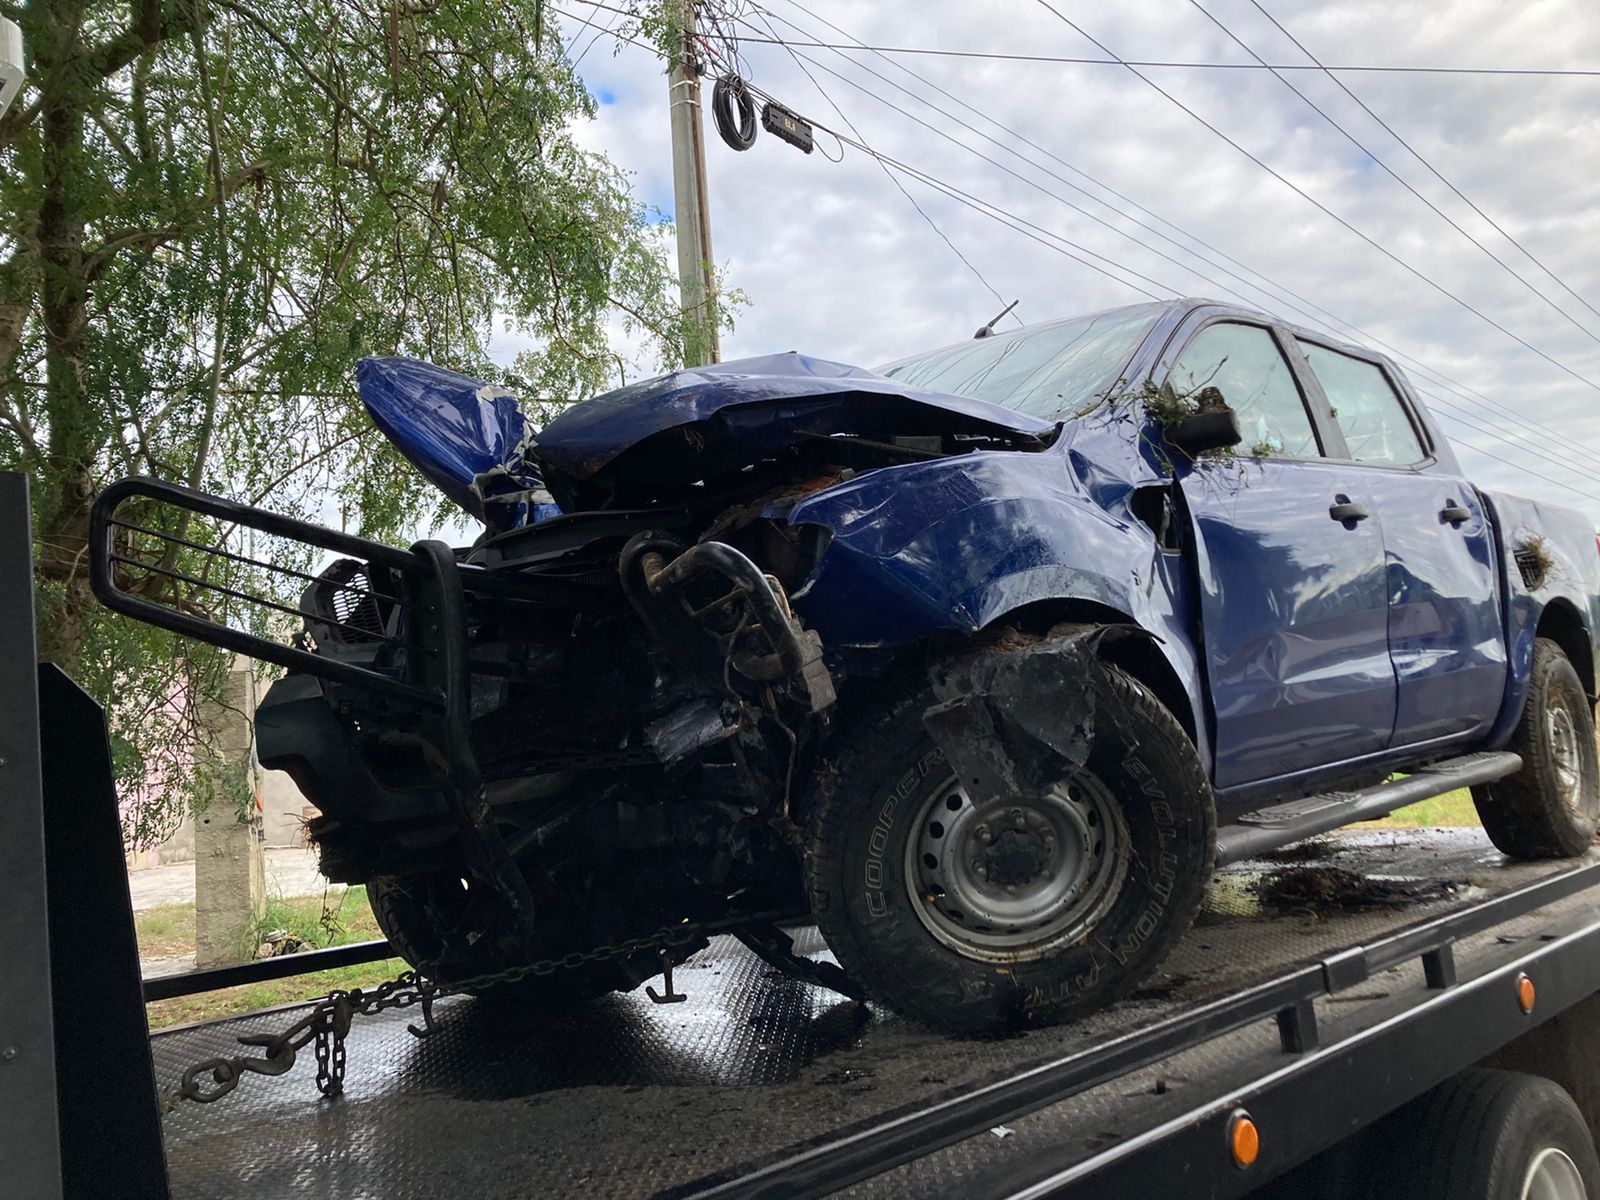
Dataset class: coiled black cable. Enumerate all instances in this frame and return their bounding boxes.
[712,74,758,151]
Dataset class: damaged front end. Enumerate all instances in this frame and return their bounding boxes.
[88,350,1066,989]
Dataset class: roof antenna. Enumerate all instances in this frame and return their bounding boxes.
[974,299,1019,339]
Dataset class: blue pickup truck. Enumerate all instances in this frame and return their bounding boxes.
[92,297,1600,1033]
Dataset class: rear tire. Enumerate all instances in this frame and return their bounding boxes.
[805,654,1214,1034]
[1473,639,1599,859]
[1376,1068,1600,1199]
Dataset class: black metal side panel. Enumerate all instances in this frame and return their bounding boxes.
[39,664,171,1200]
[0,472,63,1199]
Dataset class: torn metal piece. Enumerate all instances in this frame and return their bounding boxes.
[923,629,1147,808]
[645,700,737,767]
[624,536,838,714]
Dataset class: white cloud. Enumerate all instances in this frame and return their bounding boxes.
[537,0,1600,523]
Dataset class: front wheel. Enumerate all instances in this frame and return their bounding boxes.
[805,654,1214,1034]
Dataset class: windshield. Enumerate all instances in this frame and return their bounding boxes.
[878,303,1164,419]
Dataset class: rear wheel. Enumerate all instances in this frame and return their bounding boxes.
[805,654,1214,1034]
[1377,1069,1600,1200]
[1474,639,1600,859]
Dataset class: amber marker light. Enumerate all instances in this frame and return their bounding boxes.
[1517,973,1536,1014]
[1227,1109,1260,1170]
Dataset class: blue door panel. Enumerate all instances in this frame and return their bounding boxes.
[1368,475,1506,745]
[1182,461,1397,787]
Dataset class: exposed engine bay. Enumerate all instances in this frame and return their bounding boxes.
[245,369,1056,991]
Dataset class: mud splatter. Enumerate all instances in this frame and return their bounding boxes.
[1253,866,1462,912]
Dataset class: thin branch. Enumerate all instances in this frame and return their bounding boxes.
[215,0,383,135]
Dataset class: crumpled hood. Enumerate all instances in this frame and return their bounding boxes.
[534,351,1057,508]
[357,356,559,528]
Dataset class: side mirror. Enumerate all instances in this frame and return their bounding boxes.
[1166,386,1242,457]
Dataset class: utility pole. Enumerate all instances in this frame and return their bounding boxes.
[666,0,721,366]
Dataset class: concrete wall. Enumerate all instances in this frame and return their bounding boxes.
[125,663,319,870]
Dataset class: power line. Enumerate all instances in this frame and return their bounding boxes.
[1186,0,1600,350]
[756,0,1600,479]
[1030,0,1600,401]
[570,1,624,68]
[556,2,622,60]
[736,22,1600,492]
[543,5,1174,300]
[770,47,1242,299]
[1418,391,1600,505]
[560,10,1600,76]
[733,75,1179,300]
[729,9,1018,325]
[1243,0,1600,328]
[551,5,1600,508]
[746,7,1600,499]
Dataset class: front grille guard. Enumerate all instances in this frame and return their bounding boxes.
[89,475,540,939]
[91,476,443,707]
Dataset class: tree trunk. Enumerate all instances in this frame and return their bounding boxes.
[31,4,96,674]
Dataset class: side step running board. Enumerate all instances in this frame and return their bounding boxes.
[1214,751,1522,867]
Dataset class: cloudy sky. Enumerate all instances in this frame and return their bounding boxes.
[533,0,1600,523]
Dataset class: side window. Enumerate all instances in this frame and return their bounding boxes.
[1297,341,1425,465]
[1168,323,1320,458]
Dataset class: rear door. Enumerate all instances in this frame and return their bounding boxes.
[1166,320,1397,788]
[1291,338,1506,747]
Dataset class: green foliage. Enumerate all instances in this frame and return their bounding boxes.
[0,1,708,847]
[235,884,373,959]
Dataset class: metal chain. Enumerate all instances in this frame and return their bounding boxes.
[160,911,784,1113]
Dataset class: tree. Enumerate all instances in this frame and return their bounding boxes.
[0,0,710,846]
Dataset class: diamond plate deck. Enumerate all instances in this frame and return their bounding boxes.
[153,830,1595,1198]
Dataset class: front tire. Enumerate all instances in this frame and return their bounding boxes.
[805,656,1214,1034]
[1473,638,1600,860]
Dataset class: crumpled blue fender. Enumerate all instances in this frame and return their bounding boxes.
[784,447,1210,760]
[1481,490,1600,746]
[356,357,559,527]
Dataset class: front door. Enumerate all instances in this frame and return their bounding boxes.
[1168,321,1397,788]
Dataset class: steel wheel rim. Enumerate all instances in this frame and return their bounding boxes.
[1522,1147,1587,1200]
[904,771,1131,964]
[1546,684,1589,816]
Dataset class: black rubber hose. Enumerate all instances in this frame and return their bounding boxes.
[712,74,757,151]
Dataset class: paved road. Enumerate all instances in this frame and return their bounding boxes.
[129,846,338,911]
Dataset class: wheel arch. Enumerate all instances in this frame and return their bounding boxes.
[981,596,1205,756]
[1537,597,1595,701]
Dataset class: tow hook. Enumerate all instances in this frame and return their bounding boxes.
[645,948,689,1004]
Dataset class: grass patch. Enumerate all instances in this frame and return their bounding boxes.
[1352,787,1479,829]
[234,886,383,958]
[136,885,382,962]
[146,958,410,1030]
[135,902,198,959]
[139,886,398,1029]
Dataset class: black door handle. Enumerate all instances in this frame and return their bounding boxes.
[1329,501,1369,523]
[1440,503,1471,526]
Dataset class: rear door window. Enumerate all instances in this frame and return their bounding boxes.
[1168,323,1320,458]
[1297,341,1426,465]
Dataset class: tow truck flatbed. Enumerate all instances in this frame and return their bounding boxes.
[150,829,1600,1199]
